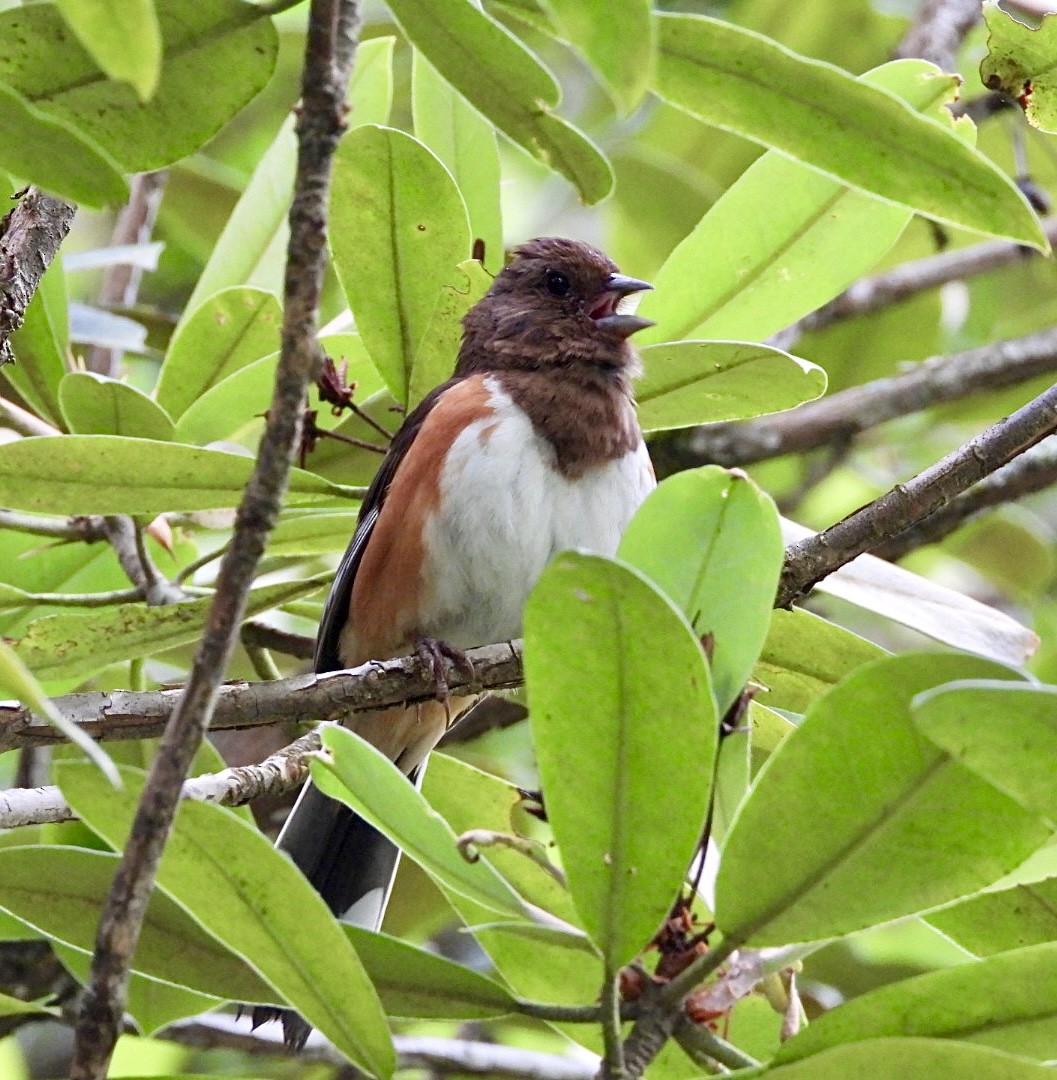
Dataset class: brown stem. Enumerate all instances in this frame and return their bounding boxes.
[893,0,981,70]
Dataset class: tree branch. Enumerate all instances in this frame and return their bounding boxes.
[69,4,363,1076]
[893,0,981,70]
[0,188,75,364]
[677,326,1057,468]
[777,383,1057,607]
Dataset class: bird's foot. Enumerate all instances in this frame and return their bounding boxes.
[415,636,475,701]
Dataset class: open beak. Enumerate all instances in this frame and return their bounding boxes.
[589,273,655,338]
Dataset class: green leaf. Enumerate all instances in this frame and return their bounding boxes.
[7,256,69,428]
[913,682,1057,825]
[0,436,346,515]
[156,288,282,420]
[776,941,1057,1065]
[312,727,526,918]
[407,259,492,408]
[344,926,514,1020]
[928,877,1057,958]
[16,574,329,683]
[385,0,613,203]
[754,609,887,715]
[330,125,470,404]
[618,468,784,715]
[267,510,362,557]
[638,60,971,343]
[0,79,127,208]
[716,655,1047,947]
[0,641,118,783]
[0,845,271,1002]
[981,2,1057,134]
[635,342,826,433]
[58,763,395,1078]
[0,989,53,1018]
[523,553,717,969]
[0,0,279,174]
[412,53,502,273]
[60,373,174,440]
[653,13,1047,248]
[761,1038,1051,1079]
[56,0,162,101]
[543,0,653,115]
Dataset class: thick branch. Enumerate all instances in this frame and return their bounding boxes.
[777,383,1057,607]
[69,5,362,1077]
[0,188,75,363]
[893,0,980,70]
[680,326,1057,467]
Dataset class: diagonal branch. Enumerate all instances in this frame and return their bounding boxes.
[68,4,363,1077]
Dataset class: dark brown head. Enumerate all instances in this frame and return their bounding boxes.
[457,237,653,378]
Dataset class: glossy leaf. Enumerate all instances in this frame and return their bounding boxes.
[56,0,162,101]
[640,61,973,343]
[412,53,502,272]
[344,927,514,1019]
[754,609,886,715]
[928,876,1057,958]
[58,763,395,1078]
[156,288,282,420]
[716,654,1046,946]
[330,125,470,404]
[7,257,69,428]
[777,941,1057,1064]
[386,0,613,203]
[635,341,826,433]
[981,2,1057,134]
[761,1038,1051,1079]
[653,13,1046,248]
[0,845,272,1002]
[266,510,361,556]
[914,682,1057,824]
[544,0,653,115]
[523,553,717,969]
[0,0,278,174]
[60,373,174,440]
[15,573,328,682]
[311,726,527,918]
[619,468,783,715]
[0,436,347,515]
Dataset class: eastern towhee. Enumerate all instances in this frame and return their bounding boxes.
[262,237,657,1046]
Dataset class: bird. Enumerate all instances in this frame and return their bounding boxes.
[258,236,657,1047]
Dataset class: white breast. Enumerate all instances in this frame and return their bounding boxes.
[421,376,655,649]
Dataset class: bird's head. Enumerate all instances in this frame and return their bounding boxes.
[458,237,654,377]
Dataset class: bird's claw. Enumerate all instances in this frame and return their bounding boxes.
[415,637,475,701]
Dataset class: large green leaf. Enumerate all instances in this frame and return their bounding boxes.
[716,655,1047,946]
[7,257,69,428]
[913,682,1057,824]
[58,763,395,1078]
[981,2,1057,135]
[385,0,612,203]
[0,845,272,1002]
[412,52,502,273]
[0,436,348,515]
[266,509,362,557]
[543,0,653,115]
[0,80,127,207]
[653,13,1046,248]
[523,553,716,969]
[776,941,1057,1065]
[311,727,527,918]
[60,373,174,440]
[15,574,328,682]
[639,61,971,343]
[0,0,278,173]
[330,125,470,404]
[619,468,783,715]
[156,288,282,420]
[56,0,161,101]
[928,876,1057,958]
[635,342,826,433]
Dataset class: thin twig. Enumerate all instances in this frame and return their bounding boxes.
[777,382,1057,607]
[598,971,627,1079]
[68,5,363,1077]
[101,516,185,606]
[893,0,981,70]
[674,1018,760,1072]
[0,509,107,541]
[240,619,316,659]
[0,395,61,437]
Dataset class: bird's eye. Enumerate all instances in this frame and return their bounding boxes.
[544,269,571,297]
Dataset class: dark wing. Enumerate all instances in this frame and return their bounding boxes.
[313,377,461,673]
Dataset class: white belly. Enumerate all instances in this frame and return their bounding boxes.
[420,377,655,648]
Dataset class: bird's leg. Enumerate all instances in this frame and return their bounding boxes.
[415,636,476,701]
